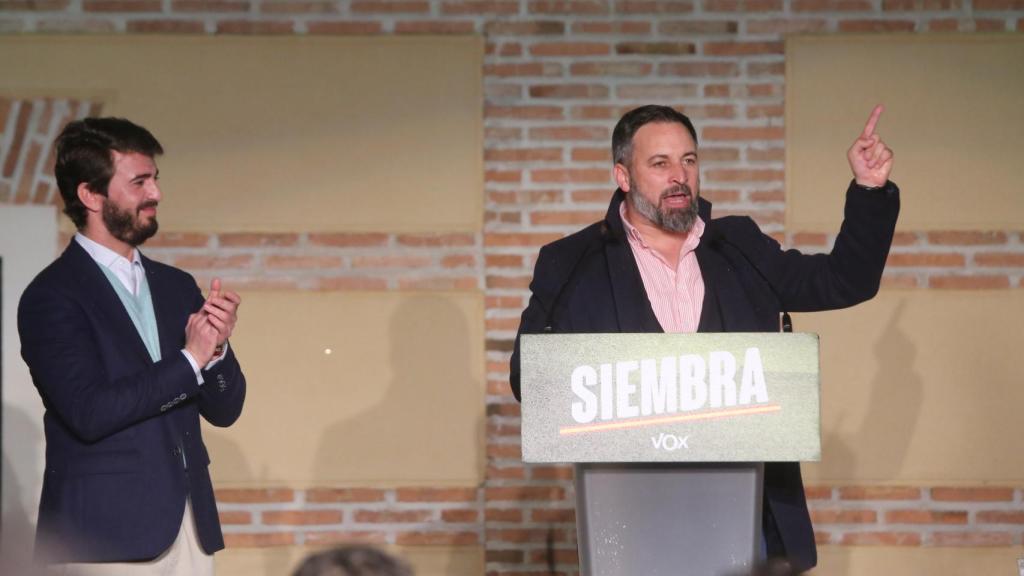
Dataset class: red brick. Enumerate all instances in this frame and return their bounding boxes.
[490,528,572,543]
[529,548,579,565]
[810,509,877,524]
[571,146,610,162]
[926,18,959,31]
[264,255,343,269]
[354,510,433,523]
[839,19,917,32]
[485,20,565,35]
[83,0,161,12]
[930,531,1014,546]
[615,0,694,12]
[485,63,562,79]
[658,62,738,77]
[304,531,388,545]
[704,41,783,56]
[394,21,476,34]
[307,21,383,34]
[929,228,1007,243]
[215,488,295,503]
[396,531,479,545]
[528,0,610,13]
[316,277,388,291]
[570,61,653,77]
[264,510,343,525]
[617,84,699,99]
[793,0,872,9]
[703,126,784,141]
[839,486,921,501]
[486,549,524,563]
[885,509,968,524]
[707,168,783,182]
[749,189,785,203]
[216,20,294,34]
[487,169,522,184]
[531,169,609,184]
[815,531,832,544]
[531,210,605,226]
[531,508,576,523]
[967,0,1021,6]
[486,255,526,269]
[616,42,695,55]
[891,231,919,246]
[0,0,68,9]
[529,84,610,99]
[883,0,962,8]
[397,276,478,290]
[529,126,608,141]
[792,233,828,247]
[747,104,784,120]
[974,253,1024,267]
[308,233,388,247]
[702,188,741,203]
[3,101,30,179]
[351,0,429,12]
[306,488,387,503]
[746,147,784,162]
[201,276,300,290]
[396,487,477,502]
[224,532,295,547]
[487,442,524,457]
[840,531,921,546]
[702,0,781,9]
[881,275,920,289]
[531,466,574,480]
[127,19,205,32]
[929,275,1010,289]
[658,19,737,33]
[746,18,828,34]
[573,20,652,33]
[441,509,479,523]
[486,147,563,162]
[747,62,786,77]
[218,510,252,524]
[531,42,610,56]
[172,0,250,11]
[261,0,337,13]
[571,189,614,203]
[219,233,299,247]
[486,83,524,99]
[440,0,519,13]
[885,253,965,267]
[486,486,567,501]
[174,254,254,269]
[931,487,1015,502]
[976,511,1024,524]
[441,254,475,268]
[804,486,834,500]
[486,508,525,522]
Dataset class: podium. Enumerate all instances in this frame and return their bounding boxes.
[519,333,820,576]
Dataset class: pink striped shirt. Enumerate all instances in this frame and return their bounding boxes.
[620,203,706,333]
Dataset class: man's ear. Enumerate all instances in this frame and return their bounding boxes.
[614,163,631,192]
[77,183,103,213]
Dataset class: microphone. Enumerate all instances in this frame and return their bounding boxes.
[705,225,793,333]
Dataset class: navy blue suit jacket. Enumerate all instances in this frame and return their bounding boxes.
[18,240,246,563]
[510,182,899,572]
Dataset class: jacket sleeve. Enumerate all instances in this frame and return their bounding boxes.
[18,283,201,444]
[735,181,900,312]
[510,244,565,402]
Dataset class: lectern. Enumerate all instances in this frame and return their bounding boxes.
[520,333,820,576]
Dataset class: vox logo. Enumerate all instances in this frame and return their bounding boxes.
[651,433,689,451]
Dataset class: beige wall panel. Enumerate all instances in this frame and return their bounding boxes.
[204,291,485,486]
[815,545,1024,575]
[795,290,1024,484]
[0,36,483,233]
[216,545,482,576]
[786,35,1024,231]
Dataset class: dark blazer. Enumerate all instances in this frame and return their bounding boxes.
[511,182,899,572]
[18,240,246,563]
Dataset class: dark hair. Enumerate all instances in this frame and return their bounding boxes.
[292,545,413,576]
[54,117,163,229]
[612,105,698,167]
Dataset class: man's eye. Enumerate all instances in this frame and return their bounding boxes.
[653,161,667,168]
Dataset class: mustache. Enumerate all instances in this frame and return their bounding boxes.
[137,200,159,212]
[659,184,692,200]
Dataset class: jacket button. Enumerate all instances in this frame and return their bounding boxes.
[179,393,187,401]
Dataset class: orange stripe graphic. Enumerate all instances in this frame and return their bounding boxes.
[558,403,782,435]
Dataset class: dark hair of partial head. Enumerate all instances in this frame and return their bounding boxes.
[612,105,698,167]
[292,545,413,576]
[54,117,163,229]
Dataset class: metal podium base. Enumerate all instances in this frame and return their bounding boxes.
[575,463,764,576]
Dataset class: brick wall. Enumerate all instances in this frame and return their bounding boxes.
[3,2,1024,575]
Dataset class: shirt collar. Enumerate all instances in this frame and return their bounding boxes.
[75,232,143,270]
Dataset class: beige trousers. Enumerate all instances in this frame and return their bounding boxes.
[55,500,214,576]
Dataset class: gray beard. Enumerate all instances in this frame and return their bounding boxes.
[628,181,699,233]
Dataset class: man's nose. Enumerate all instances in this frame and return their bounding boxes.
[148,181,162,202]
[669,162,687,185]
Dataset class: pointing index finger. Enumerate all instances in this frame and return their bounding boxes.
[861,104,884,138]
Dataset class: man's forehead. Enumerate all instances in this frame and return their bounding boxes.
[112,150,158,175]
[633,121,697,154]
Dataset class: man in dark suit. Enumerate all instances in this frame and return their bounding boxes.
[510,105,899,572]
[18,117,246,574]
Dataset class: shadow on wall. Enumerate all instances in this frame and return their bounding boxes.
[1,406,42,574]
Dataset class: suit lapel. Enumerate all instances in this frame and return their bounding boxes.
[65,241,153,365]
[603,191,663,334]
[694,242,725,332]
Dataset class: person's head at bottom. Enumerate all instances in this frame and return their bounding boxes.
[292,545,413,576]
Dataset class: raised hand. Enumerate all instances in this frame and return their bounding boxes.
[202,277,241,346]
[847,104,894,188]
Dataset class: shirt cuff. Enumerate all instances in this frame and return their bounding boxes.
[206,341,229,370]
[180,349,204,386]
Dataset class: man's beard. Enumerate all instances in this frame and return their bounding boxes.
[628,179,699,233]
[102,198,158,247]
